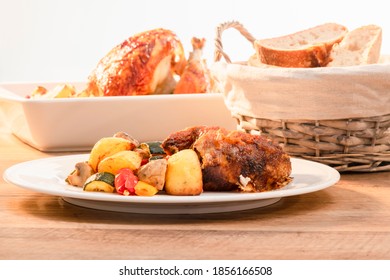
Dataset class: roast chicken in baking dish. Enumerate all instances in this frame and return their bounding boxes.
[85,28,187,96]
[29,28,212,98]
[162,126,292,192]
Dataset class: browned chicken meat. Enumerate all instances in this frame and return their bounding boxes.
[84,28,187,96]
[161,126,292,192]
[174,37,211,94]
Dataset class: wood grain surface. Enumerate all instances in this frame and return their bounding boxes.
[1,132,390,260]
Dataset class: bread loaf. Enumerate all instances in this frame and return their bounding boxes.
[254,23,348,68]
[327,25,382,67]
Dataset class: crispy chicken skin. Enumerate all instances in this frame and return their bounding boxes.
[174,37,211,94]
[85,28,186,96]
[161,126,292,192]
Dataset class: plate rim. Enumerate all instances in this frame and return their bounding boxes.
[3,154,340,206]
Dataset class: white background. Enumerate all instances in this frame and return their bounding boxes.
[0,0,389,82]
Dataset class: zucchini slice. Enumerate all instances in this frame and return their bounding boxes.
[83,172,115,193]
[145,141,165,155]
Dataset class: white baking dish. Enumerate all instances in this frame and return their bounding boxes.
[0,82,236,152]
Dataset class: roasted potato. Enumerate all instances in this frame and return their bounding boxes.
[165,149,203,195]
[88,137,136,172]
[97,150,142,175]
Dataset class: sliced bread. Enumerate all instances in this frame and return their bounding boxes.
[327,25,382,67]
[254,23,348,68]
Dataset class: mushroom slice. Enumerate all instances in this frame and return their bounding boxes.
[137,159,167,191]
[66,161,94,187]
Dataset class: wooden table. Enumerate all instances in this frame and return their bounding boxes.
[1,130,390,260]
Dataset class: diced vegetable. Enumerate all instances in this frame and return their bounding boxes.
[134,181,159,196]
[137,143,151,158]
[30,84,76,99]
[66,161,94,187]
[150,155,165,160]
[114,168,138,195]
[145,141,165,155]
[83,172,115,193]
[137,158,167,190]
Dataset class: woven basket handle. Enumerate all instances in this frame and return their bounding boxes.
[214,21,257,63]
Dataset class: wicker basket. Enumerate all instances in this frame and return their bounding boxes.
[213,21,390,172]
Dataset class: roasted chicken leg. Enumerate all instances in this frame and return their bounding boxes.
[174,37,211,94]
[162,126,292,192]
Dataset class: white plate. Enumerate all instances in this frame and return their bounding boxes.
[3,155,340,214]
[0,82,236,152]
